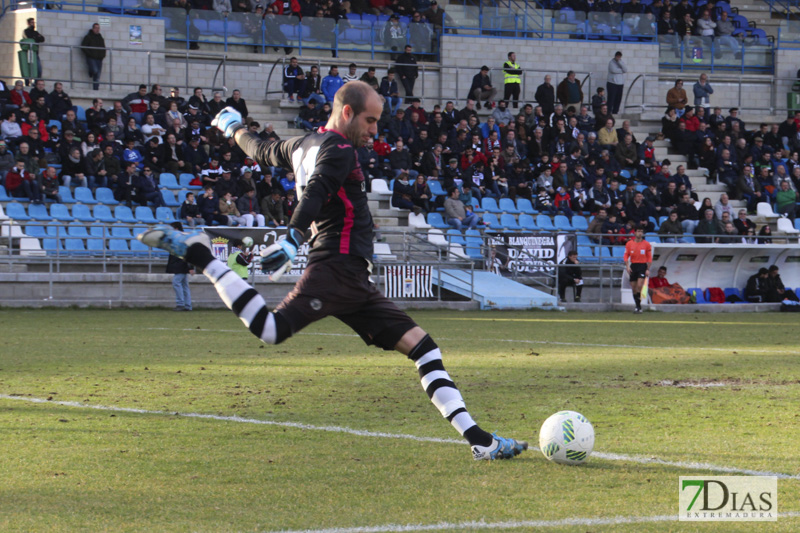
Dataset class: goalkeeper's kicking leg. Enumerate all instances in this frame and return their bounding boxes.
[138,225,526,460]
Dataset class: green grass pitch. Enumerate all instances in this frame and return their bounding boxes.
[1,308,799,532]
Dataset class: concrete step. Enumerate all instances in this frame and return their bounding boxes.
[694,183,727,192]
[374,216,407,227]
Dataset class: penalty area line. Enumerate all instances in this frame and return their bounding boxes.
[1,394,799,480]
[269,512,800,533]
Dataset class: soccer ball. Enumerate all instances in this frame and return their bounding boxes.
[539,411,595,465]
[242,236,254,248]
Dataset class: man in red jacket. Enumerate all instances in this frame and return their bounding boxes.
[5,158,42,203]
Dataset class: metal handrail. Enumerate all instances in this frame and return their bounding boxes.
[620,71,800,116]
[0,38,229,95]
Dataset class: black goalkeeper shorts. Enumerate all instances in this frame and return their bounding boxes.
[275,254,418,350]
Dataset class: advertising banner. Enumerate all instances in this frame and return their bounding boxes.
[202,227,309,277]
[488,233,576,276]
[383,265,433,299]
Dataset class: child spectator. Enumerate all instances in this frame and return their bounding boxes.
[179,191,203,227]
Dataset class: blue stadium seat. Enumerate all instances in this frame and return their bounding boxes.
[74,187,98,205]
[577,234,592,245]
[159,173,180,190]
[499,198,520,214]
[111,226,133,238]
[89,224,107,237]
[0,185,12,201]
[156,207,177,223]
[645,233,660,243]
[518,213,538,231]
[25,225,47,237]
[682,234,695,243]
[72,204,96,223]
[58,186,75,204]
[612,245,626,260]
[72,105,87,123]
[688,287,708,303]
[500,213,522,231]
[470,197,483,213]
[28,203,53,222]
[6,203,31,221]
[107,238,131,255]
[130,239,154,256]
[464,236,484,260]
[179,173,202,190]
[86,236,105,254]
[554,215,574,231]
[536,214,556,231]
[481,197,503,214]
[578,245,597,263]
[42,238,64,254]
[135,206,158,224]
[572,216,588,231]
[114,206,138,224]
[67,223,89,237]
[724,287,745,303]
[427,212,450,229]
[64,237,88,255]
[428,180,446,197]
[93,205,117,223]
[161,189,180,207]
[446,229,467,247]
[50,204,73,222]
[46,223,66,236]
[481,212,502,231]
[516,197,537,215]
[95,187,119,205]
[48,119,61,132]
[177,190,191,205]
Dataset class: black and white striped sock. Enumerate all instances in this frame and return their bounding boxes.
[408,334,492,446]
[202,258,290,344]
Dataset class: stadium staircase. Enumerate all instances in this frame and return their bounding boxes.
[627,112,792,234]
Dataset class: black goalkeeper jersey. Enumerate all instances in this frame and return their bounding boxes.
[238,127,374,261]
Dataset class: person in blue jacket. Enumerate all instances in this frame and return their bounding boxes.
[321,65,343,103]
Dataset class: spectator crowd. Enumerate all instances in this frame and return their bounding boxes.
[1,55,797,242]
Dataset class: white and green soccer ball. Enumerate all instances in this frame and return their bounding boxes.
[539,410,595,465]
[242,236,254,248]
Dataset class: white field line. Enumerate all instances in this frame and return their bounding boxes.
[130,327,800,355]
[2,394,799,480]
[268,512,800,533]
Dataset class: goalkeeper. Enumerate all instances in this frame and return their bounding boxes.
[138,81,527,461]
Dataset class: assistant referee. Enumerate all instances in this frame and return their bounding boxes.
[623,227,652,313]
